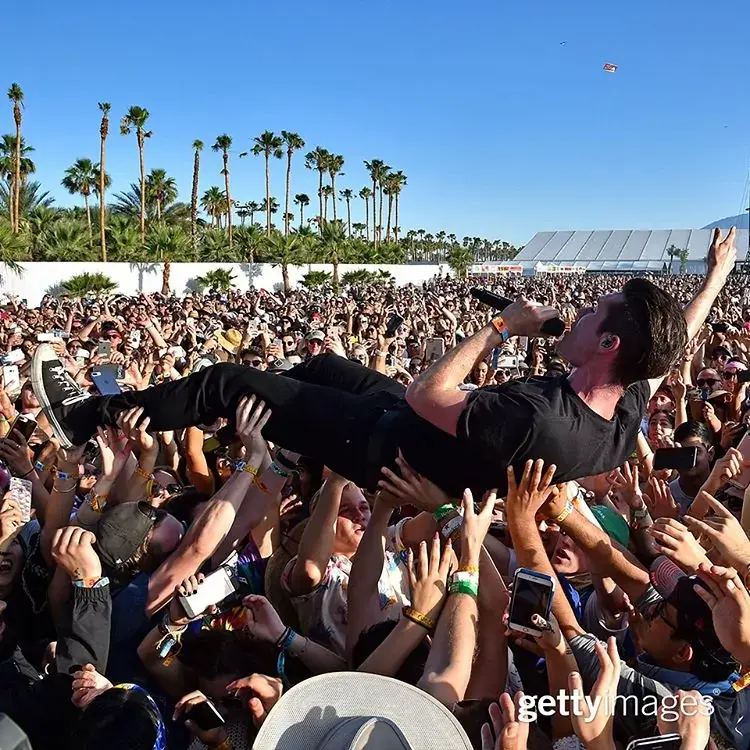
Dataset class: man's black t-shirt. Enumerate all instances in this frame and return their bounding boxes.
[389,376,650,499]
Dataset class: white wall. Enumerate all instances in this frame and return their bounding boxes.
[1,263,451,306]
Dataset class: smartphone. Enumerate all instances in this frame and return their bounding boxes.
[98,363,124,380]
[625,736,681,750]
[75,349,91,361]
[652,446,698,472]
[739,370,750,384]
[6,414,37,446]
[90,369,121,396]
[730,432,750,490]
[1,350,24,366]
[425,338,445,361]
[508,568,555,637]
[2,366,19,394]
[8,477,32,524]
[178,565,238,619]
[385,314,405,339]
[273,338,283,349]
[52,329,70,340]
[129,330,141,347]
[711,322,729,334]
[36,333,55,343]
[97,341,112,361]
[186,700,225,731]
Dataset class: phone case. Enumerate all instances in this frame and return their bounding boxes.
[179,566,237,619]
[8,477,32,524]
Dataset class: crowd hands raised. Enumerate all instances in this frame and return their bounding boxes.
[6,251,750,749]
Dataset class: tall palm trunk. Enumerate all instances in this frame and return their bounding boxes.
[137,132,146,241]
[161,259,171,295]
[190,150,200,246]
[386,193,393,242]
[264,155,271,237]
[250,208,255,225]
[317,170,324,231]
[299,203,305,228]
[346,196,351,236]
[394,194,400,242]
[223,152,232,248]
[371,180,377,247]
[282,263,290,293]
[284,152,292,237]
[99,117,108,261]
[333,254,340,290]
[331,175,338,221]
[364,199,370,242]
[84,192,93,247]
[323,191,328,221]
[13,105,22,232]
[156,198,162,222]
[378,184,384,244]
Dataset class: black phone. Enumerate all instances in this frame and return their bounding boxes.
[626,735,681,750]
[738,370,750,384]
[186,700,225,731]
[711,322,729,334]
[652,446,698,471]
[6,414,37,446]
[385,314,404,339]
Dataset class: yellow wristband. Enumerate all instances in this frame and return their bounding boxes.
[552,499,574,524]
[457,565,479,574]
[402,606,435,632]
[135,465,153,481]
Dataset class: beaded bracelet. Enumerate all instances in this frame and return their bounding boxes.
[34,461,49,473]
[402,606,435,632]
[269,462,288,478]
[86,491,109,513]
[135,465,153,482]
[55,469,73,481]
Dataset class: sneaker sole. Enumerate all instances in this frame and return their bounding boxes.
[31,346,74,449]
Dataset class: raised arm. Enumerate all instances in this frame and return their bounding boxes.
[406,299,557,436]
[286,473,348,596]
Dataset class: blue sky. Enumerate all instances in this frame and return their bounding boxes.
[4,0,749,245]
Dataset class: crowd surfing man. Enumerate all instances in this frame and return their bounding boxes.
[1,226,750,749]
[31,228,736,501]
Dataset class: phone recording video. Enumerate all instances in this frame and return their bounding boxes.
[508,568,555,637]
[185,699,225,731]
[6,414,37,446]
[652,446,698,472]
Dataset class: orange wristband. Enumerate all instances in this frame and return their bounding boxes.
[491,316,511,343]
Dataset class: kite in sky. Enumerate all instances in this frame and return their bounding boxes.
[603,63,618,73]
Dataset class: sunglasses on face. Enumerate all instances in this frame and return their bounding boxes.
[151,482,182,496]
[724,371,741,379]
[637,595,677,630]
[696,378,719,387]
[243,359,263,367]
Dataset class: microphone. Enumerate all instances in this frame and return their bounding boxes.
[470,288,566,337]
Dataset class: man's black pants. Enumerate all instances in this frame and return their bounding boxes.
[70,354,406,488]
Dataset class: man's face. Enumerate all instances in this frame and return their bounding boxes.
[550,532,586,576]
[648,412,673,446]
[0,539,23,597]
[696,369,721,394]
[557,293,624,368]
[648,392,675,415]
[282,336,296,355]
[306,338,323,357]
[711,351,730,370]
[241,353,265,370]
[334,485,371,557]
[631,599,689,668]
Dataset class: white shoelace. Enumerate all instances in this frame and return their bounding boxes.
[48,365,89,406]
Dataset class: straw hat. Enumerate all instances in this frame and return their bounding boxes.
[216,328,243,355]
[253,673,473,750]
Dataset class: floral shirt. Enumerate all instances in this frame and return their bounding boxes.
[281,519,411,656]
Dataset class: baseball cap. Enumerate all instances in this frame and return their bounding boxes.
[95,502,162,572]
[253,673,472,750]
[649,556,737,680]
[306,330,325,343]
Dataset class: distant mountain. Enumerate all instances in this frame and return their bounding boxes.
[702,213,749,230]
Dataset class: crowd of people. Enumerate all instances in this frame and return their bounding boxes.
[2,227,750,749]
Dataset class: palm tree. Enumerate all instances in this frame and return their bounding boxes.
[319,220,347,290]
[389,171,407,242]
[233,224,264,263]
[447,246,473,279]
[0,181,52,222]
[120,106,152,242]
[263,231,304,293]
[247,201,261,225]
[212,134,233,248]
[106,215,142,261]
[97,102,111,261]
[61,158,109,247]
[39,219,93,261]
[145,169,178,222]
[200,227,232,261]
[201,187,226,228]
[0,221,28,271]
[145,224,190,294]
[190,140,203,246]
[304,147,330,232]
[352,222,366,238]
[7,84,24,233]
[61,272,118,296]
[320,185,333,222]
[281,132,305,237]
[196,268,236,292]
[326,154,345,222]
[359,187,372,241]
[294,193,310,228]
[0,135,36,227]
[250,131,283,238]
[340,189,354,236]
[364,160,389,246]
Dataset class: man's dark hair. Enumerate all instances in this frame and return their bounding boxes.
[165,488,210,525]
[71,687,158,749]
[352,621,429,685]
[600,279,687,385]
[178,630,278,680]
[674,420,713,449]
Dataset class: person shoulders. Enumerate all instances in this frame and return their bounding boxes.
[281,554,351,602]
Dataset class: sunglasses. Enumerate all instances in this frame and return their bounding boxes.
[243,359,263,367]
[723,371,740,379]
[696,378,719,387]
[637,595,677,631]
[151,482,182,496]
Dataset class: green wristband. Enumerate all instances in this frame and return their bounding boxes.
[449,580,479,598]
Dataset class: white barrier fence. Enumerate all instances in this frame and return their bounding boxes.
[1,263,451,306]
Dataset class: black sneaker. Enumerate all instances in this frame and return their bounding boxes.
[31,344,91,449]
